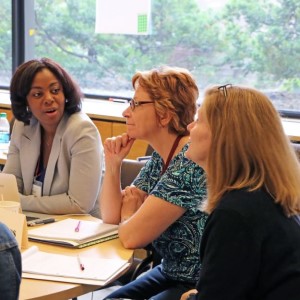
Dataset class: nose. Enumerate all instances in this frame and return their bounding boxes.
[122,105,131,117]
[44,91,54,104]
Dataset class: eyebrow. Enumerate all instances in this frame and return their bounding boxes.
[30,82,61,90]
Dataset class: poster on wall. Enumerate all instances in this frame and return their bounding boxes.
[95,0,151,35]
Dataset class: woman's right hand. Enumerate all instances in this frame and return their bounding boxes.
[121,186,147,222]
[104,133,135,164]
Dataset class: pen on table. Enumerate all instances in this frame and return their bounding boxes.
[77,255,85,271]
[75,220,81,232]
[27,218,56,226]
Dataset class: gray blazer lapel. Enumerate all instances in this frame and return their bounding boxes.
[42,135,61,195]
[43,115,67,195]
[20,121,41,194]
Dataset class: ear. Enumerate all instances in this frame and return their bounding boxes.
[159,110,172,128]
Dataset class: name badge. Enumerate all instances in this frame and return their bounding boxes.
[32,180,42,197]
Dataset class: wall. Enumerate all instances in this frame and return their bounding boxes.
[0,107,148,159]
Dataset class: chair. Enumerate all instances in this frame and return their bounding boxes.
[118,158,163,283]
[145,144,154,156]
[292,142,300,159]
[121,159,147,189]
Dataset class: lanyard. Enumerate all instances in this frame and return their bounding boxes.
[161,135,182,175]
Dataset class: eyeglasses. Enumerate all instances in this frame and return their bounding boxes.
[129,99,154,111]
[218,84,232,99]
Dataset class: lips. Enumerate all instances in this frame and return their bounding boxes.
[45,108,57,114]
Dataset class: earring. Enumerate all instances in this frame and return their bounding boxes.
[65,99,68,103]
[26,106,30,112]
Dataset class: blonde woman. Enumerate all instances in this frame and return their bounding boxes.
[182,84,300,300]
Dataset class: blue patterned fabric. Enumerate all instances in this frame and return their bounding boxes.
[133,144,207,283]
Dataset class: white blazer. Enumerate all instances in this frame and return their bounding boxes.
[3,112,104,217]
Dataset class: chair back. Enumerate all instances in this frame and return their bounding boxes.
[121,159,146,189]
[292,143,300,159]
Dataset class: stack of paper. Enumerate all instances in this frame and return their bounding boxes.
[22,246,129,285]
[28,218,118,248]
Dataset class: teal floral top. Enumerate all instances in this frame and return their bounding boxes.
[133,144,207,283]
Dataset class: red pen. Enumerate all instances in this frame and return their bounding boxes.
[77,255,85,271]
[75,221,81,232]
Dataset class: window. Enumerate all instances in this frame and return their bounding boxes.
[0,1,11,87]
[1,0,299,114]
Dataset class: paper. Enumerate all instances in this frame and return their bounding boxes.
[22,246,129,285]
[28,218,118,248]
[95,0,151,35]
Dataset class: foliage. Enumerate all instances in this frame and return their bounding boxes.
[222,0,300,88]
[0,0,12,85]
[33,0,221,91]
[0,0,299,107]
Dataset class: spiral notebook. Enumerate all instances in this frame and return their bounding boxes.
[28,218,119,248]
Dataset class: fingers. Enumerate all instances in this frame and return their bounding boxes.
[123,186,138,195]
[123,186,148,203]
[180,289,198,300]
[121,133,130,148]
[104,136,123,154]
[123,186,134,198]
[123,186,139,201]
[121,190,143,216]
[126,136,135,148]
[104,133,134,155]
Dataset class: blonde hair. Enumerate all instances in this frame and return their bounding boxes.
[132,66,198,135]
[202,85,300,216]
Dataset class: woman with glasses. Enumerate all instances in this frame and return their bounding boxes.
[100,66,207,300]
[181,85,300,300]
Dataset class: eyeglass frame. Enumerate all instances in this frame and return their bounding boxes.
[129,98,154,111]
[218,84,232,99]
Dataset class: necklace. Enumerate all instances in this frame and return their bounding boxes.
[44,135,54,147]
[161,135,183,175]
